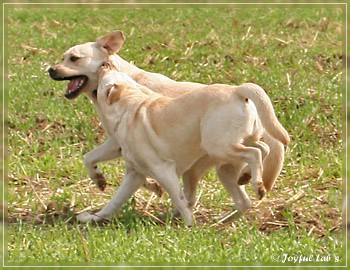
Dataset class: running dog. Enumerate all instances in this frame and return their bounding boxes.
[76,63,288,225]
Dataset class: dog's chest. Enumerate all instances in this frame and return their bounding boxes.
[93,102,120,137]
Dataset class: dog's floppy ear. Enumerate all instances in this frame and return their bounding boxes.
[106,84,123,105]
[96,30,125,54]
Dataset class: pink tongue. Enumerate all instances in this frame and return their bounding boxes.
[67,78,80,92]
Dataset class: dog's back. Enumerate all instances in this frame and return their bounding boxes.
[108,78,255,171]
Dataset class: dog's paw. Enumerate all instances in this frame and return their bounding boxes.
[76,212,101,223]
[93,172,107,191]
[256,182,266,200]
[76,212,108,223]
[98,61,115,76]
[143,179,164,197]
[216,209,244,223]
[76,212,94,223]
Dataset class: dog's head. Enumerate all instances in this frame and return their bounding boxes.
[98,67,139,105]
[48,30,125,99]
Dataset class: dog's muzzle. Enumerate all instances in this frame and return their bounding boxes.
[48,66,88,99]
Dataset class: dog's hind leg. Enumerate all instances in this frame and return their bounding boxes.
[182,156,215,210]
[230,145,265,200]
[151,164,193,227]
[211,144,265,200]
[216,163,252,218]
[238,141,270,185]
[77,167,146,223]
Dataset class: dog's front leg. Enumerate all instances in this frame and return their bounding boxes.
[84,137,122,191]
[84,137,163,196]
[77,167,146,223]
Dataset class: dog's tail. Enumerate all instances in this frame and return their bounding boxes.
[235,83,290,146]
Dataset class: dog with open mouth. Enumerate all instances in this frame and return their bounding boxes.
[48,30,289,222]
[48,35,163,195]
[48,42,105,100]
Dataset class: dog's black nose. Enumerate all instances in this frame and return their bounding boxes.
[48,66,58,79]
[48,66,55,74]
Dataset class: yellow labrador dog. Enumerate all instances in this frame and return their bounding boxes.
[48,30,289,222]
[76,63,288,226]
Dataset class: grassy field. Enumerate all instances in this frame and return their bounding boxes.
[5,4,345,268]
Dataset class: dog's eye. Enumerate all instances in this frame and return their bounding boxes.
[70,56,79,62]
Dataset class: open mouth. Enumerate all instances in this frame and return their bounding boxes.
[63,75,88,99]
[48,67,89,99]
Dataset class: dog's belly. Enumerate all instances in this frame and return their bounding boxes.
[122,137,205,178]
[117,117,205,179]
[147,130,206,176]
[170,148,206,176]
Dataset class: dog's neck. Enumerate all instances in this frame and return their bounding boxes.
[108,53,205,98]
[109,54,141,77]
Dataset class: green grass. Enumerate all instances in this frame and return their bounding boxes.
[5,4,344,268]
